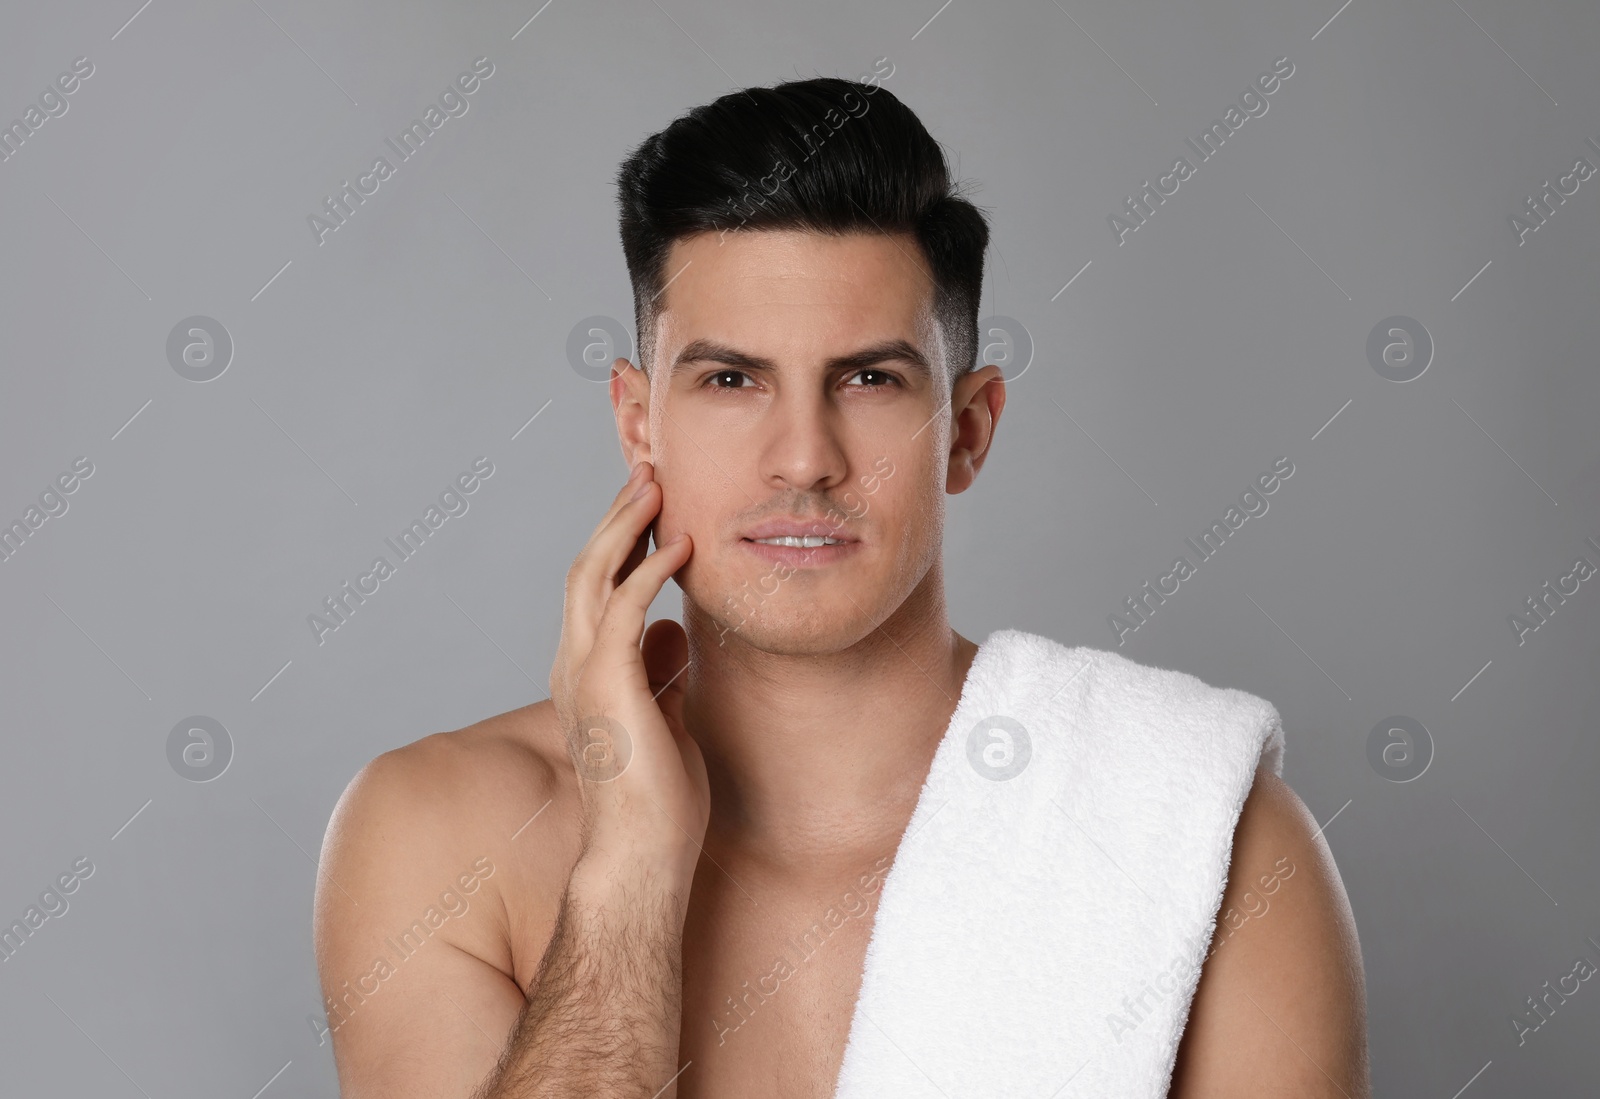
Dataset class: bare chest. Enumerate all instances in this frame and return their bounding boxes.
[673,861,893,1099]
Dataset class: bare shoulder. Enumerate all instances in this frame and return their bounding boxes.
[315,697,585,1004]
[1169,768,1371,1098]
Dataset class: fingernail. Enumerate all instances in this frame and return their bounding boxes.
[629,460,645,482]
[630,479,652,501]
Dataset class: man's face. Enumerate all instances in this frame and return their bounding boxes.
[613,228,999,655]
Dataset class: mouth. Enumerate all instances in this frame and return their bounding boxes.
[739,534,863,566]
[744,534,850,548]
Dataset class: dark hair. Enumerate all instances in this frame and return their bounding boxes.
[614,76,990,390]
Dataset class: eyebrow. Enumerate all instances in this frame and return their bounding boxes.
[669,337,934,381]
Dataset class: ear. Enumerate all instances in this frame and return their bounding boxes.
[946,363,1006,494]
[610,357,653,468]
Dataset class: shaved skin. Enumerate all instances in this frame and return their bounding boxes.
[314,229,1369,1098]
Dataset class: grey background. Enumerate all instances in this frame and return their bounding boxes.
[2,0,1597,1094]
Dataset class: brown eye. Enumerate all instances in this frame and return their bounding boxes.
[846,369,901,388]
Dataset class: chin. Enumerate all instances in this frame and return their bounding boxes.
[704,598,867,657]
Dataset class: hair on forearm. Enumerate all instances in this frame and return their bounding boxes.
[472,865,690,1099]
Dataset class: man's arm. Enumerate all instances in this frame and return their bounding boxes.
[1168,768,1372,1098]
[472,852,693,1098]
[314,740,533,1097]
[315,740,698,1099]
[315,461,706,1097]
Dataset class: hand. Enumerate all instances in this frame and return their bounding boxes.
[548,460,709,879]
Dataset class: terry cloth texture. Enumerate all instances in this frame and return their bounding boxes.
[830,627,1286,1098]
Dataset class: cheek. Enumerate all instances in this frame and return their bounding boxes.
[867,475,940,550]
[654,478,715,545]
[874,450,940,508]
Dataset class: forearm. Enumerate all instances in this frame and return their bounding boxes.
[477,854,692,1099]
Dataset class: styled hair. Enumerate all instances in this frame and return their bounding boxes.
[614,75,990,390]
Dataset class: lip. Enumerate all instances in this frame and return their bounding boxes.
[740,537,864,568]
[740,517,859,542]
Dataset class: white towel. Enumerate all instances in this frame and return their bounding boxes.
[831,627,1286,1098]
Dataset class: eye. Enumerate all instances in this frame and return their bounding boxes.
[700,368,904,391]
[844,369,902,388]
[705,369,755,390]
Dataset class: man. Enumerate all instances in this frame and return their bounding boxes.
[313,76,1369,1097]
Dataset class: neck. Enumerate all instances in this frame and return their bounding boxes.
[679,578,980,877]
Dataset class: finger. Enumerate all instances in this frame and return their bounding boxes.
[554,466,649,715]
[584,461,649,543]
[641,617,690,733]
[583,533,691,695]
[565,468,661,655]
[616,520,653,591]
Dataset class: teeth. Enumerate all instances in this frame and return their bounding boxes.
[753,535,843,547]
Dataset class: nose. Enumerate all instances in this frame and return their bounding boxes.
[757,386,850,494]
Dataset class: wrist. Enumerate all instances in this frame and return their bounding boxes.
[571,843,698,912]
[580,814,701,875]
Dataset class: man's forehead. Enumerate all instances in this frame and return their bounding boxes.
[655,229,942,372]
[665,228,931,300]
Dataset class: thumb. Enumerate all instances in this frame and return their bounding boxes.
[641,617,690,732]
